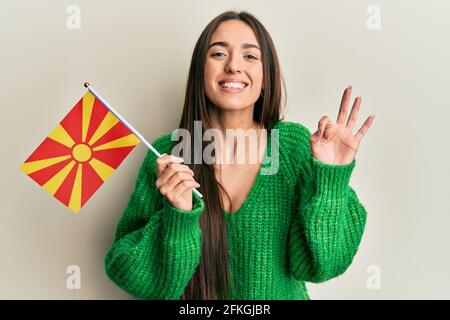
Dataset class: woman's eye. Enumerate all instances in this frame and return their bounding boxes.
[211,52,257,60]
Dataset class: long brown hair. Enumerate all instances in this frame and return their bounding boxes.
[177,10,286,300]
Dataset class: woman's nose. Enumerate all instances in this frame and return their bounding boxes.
[224,54,241,73]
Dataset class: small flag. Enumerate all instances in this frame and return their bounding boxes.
[19,90,140,212]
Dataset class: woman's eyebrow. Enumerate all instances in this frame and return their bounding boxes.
[208,41,260,51]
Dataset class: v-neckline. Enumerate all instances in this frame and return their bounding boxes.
[223,122,277,217]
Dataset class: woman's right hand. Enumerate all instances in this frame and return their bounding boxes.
[155,153,200,211]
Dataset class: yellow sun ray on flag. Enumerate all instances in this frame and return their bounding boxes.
[20,155,72,175]
[82,92,95,143]
[42,160,77,196]
[48,124,75,148]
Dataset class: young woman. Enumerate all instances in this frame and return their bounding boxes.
[104,10,375,300]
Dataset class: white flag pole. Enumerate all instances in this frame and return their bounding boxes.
[84,82,203,199]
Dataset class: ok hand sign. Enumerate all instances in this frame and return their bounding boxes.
[310,85,375,165]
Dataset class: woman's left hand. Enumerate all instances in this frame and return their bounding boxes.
[310,85,375,165]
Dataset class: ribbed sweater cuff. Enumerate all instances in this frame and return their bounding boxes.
[312,157,356,198]
[161,192,205,239]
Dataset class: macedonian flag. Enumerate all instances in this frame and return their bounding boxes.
[19,91,140,212]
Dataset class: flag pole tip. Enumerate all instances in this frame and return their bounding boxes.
[84,82,90,88]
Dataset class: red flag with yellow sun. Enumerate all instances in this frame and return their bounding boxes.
[20,90,140,213]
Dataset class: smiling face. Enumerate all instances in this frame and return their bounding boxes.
[204,19,263,112]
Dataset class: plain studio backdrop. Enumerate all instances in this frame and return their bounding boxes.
[1,0,449,299]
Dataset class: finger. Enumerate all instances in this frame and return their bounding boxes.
[156,164,194,188]
[159,171,197,196]
[171,179,201,200]
[315,115,332,139]
[156,153,184,177]
[346,96,362,131]
[355,114,375,142]
[337,85,352,125]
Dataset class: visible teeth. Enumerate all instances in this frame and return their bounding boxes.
[221,82,245,89]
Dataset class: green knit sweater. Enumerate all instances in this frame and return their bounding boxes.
[104,120,367,300]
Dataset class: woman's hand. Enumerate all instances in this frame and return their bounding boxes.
[310,85,375,165]
[155,154,200,211]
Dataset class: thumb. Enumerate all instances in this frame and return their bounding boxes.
[310,128,322,144]
[313,125,323,139]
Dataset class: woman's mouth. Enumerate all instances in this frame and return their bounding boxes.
[218,80,248,93]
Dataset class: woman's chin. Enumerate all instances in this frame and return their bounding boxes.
[216,103,249,111]
[212,97,254,110]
